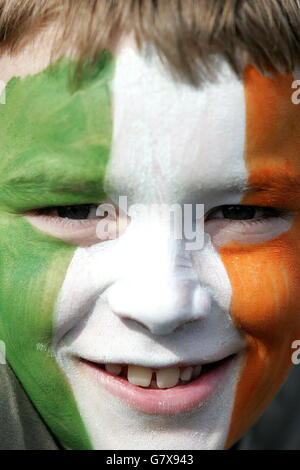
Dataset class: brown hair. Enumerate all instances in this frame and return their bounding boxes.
[0,0,300,83]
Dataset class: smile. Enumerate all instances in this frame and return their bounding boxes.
[103,363,204,389]
[79,355,236,415]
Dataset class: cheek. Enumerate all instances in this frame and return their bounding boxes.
[221,215,300,447]
[0,215,92,449]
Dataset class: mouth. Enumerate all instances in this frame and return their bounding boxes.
[79,355,236,415]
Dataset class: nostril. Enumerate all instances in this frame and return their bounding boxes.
[173,317,203,333]
[115,314,177,336]
[116,315,150,333]
[117,313,205,336]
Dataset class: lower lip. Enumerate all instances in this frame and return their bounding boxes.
[79,356,235,415]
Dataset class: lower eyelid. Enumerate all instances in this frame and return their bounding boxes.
[25,212,95,227]
[206,216,272,231]
[23,212,115,248]
[206,215,293,249]
[233,216,277,226]
[38,214,118,234]
[41,213,99,224]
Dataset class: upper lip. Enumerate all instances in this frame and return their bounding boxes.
[79,352,237,369]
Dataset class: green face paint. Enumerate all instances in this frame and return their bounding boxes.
[0,51,114,449]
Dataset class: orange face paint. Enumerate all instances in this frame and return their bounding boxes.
[223,67,300,448]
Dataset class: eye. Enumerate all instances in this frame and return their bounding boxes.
[206,205,278,221]
[24,202,130,247]
[41,204,98,220]
[205,205,293,247]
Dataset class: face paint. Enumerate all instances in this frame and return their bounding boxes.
[55,47,300,449]
[223,67,300,448]
[53,47,248,450]
[0,51,114,449]
[3,37,298,451]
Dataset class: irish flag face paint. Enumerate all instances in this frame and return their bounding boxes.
[1,38,299,450]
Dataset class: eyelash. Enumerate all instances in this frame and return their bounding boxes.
[27,204,104,228]
[205,205,288,224]
[30,204,288,225]
[24,203,293,249]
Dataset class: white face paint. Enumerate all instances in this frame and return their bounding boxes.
[54,44,249,449]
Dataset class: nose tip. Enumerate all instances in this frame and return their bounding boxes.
[106,279,211,336]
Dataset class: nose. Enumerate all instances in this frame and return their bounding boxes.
[104,208,211,335]
[106,276,211,335]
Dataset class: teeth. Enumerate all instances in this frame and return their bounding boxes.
[192,365,202,378]
[104,362,204,388]
[156,367,180,389]
[105,364,122,376]
[180,366,193,382]
[127,365,152,387]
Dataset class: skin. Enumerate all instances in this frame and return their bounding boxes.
[0,30,299,450]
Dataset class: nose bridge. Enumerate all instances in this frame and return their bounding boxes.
[106,214,211,335]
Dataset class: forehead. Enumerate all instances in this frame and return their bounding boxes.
[108,46,247,204]
[1,34,299,208]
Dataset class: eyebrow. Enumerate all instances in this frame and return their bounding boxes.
[209,171,300,207]
[3,172,105,195]
[244,171,300,204]
[245,173,300,193]
[0,166,108,212]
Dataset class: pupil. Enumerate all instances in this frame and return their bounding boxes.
[57,205,91,220]
[222,206,256,220]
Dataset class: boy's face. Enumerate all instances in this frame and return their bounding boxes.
[0,32,300,450]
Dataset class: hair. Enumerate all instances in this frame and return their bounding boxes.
[0,0,300,84]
